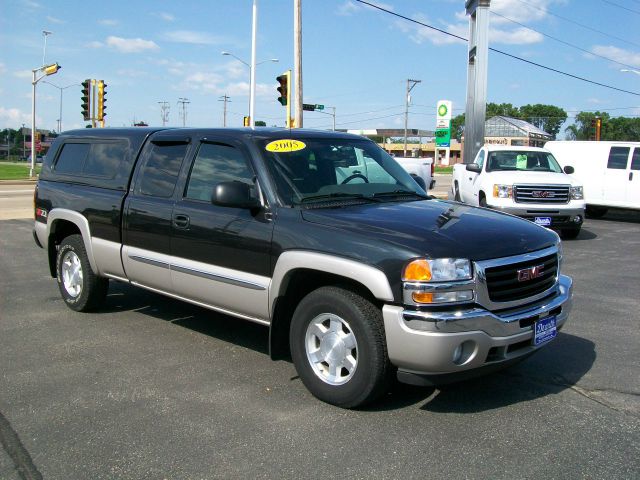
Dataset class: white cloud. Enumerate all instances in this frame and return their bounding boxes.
[156,12,175,21]
[490,0,565,24]
[490,27,543,45]
[163,30,226,45]
[116,68,148,78]
[86,41,104,48]
[46,16,65,24]
[106,36,159,53]
[21,0,41,8]
[0,63,6,75]
[336,1,393,16]
[394,15,465,46]
[98,19,119,26]
[0,107,32,128]
[591,45,640,68]
[14,70,33,79]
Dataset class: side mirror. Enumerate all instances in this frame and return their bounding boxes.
[466,163,481,173]
[212,181,260,209]
[563,165,575,174]
[410,174,427,190]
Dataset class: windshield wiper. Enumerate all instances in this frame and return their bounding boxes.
[297,192,382,204]
[372,190,431,200]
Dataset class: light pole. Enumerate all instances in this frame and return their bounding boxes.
[31,63,61,177]
[620,69,640,77]
[221,51,278,125]
[42,30,52,66]
[22,123,26,160]
[43,81,79,133]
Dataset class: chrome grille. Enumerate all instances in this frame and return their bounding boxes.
[514,184,570,204]
[484,253,558,303]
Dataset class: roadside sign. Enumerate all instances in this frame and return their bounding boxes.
[435,128,450,147]
[315,104,325,110]
[303,103,316,111]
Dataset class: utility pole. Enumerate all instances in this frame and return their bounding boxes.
[249,0,258,127]
[158,101,170,126]
[403,79,421,157]
[177,97,190,127]
[331,106,336,131]
[294,0,303,128]
[218,95,231,127]
[464,0,491,163]
[22,124,26,159]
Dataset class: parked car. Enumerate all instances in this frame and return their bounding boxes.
[452,145,585,239]
[545,141,640,217]
[392,156,435,190]
[34,128,573,408]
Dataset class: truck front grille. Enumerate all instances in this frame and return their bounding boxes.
[514,184,570,204]
[484,253,558,302]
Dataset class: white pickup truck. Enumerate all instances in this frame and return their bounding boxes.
[452,145,586,239]
[393,156,436,191]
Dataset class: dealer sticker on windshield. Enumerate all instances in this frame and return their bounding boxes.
[533,315,557,346]
[265,139,306,153]
[534,216,552,226]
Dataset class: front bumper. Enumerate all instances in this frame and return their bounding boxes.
[383,274,573,383]
[488,203,585,228]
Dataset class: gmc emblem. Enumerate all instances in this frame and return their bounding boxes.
[532,190,553,198]
[517,264,545,282]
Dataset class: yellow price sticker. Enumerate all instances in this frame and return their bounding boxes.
[265,139,306,153]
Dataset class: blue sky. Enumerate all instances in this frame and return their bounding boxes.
[1,0,639,137]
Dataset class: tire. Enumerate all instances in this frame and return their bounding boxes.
[561,227,581,240]
[289,286,391,408]
[56,234,108,312]
[454,181,461,201]
[585,206,608,218]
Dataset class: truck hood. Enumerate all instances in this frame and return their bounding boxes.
[300,199,557,261]
[488,170,580,187]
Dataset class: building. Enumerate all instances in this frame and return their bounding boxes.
[483,116,553,148]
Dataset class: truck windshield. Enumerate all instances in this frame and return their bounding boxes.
[486,151,563,173]
[259,138,426,206]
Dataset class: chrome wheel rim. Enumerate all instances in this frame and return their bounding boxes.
[305,313,358,385]
[61,251,83,298]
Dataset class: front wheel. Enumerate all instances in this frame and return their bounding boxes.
[561,227,581,240]
[290,286,391,408]
[56,234,108,312]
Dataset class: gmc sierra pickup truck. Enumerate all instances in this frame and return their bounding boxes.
[34,128,573,408]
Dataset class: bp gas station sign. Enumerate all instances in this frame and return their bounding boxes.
[435,100,452,147]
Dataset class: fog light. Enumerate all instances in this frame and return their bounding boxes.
[452,340,476,365]
[573,215,582,223]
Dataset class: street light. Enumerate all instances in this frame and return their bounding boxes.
[220,50,278,125]
[43,81,80,133]
[620,68,640,77]
[42,30,52,66]
[31,62,61,177]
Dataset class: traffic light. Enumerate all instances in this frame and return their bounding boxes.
[81,79,91,121]
[595,117,602,141]
[97,80,107,121]
[243,116,250,127]
[276,71,290,106]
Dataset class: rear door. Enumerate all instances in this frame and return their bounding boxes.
[603,146,631,206]
[170,136,273,322]
[627,147,640,207]
[122,135,191,291]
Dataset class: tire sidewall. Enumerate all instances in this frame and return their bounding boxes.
[56,237,88,310]
[290,288,384,407]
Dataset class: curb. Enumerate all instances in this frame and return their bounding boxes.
[0,179,37,185]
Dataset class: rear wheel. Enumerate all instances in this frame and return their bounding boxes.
[56,234,108,312]
[290,286,391,408]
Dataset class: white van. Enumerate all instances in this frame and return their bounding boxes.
[545,141,640,217]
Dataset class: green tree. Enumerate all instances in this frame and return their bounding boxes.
[254,120,267,127]
[565,111,610,140]
[519,104,567,138]
[486,102,520,118]
[451,113,465,140]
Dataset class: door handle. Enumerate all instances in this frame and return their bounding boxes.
[173,214,190,229]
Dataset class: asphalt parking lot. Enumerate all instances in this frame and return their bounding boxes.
[1,211,639,479]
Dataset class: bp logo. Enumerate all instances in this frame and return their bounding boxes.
[438,104,448,117]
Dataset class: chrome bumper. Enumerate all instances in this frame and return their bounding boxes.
[383,274,573,376]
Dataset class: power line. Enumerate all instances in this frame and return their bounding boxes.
[513,0,640,48]
[600,0,640,15]
[354,0,640,97]
[491,11,639,71]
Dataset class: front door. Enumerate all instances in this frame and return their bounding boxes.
[627,147,640,206]
[603,146,631,206]
[170,138,274,322]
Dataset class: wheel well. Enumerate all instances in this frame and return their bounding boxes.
[269,269,379,360]
[479,190,486,205]
[47,220,81,277]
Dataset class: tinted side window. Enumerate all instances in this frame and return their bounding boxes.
[185,143,254,201]
[84,143,125,178]
[55,143,89,174]
[607,147,630,170]
[631,148,640,171]
[139,143,188,198]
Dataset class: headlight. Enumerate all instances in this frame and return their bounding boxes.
[570,186,583,200]
[403,258,474,305]
[403,258,472,282]
[493,184,513,198]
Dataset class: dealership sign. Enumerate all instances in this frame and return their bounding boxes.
[435,100,452,147]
